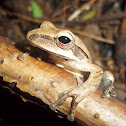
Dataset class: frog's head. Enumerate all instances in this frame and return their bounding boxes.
[27,21,79,60]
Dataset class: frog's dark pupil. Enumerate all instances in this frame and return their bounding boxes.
[58,36,71,44]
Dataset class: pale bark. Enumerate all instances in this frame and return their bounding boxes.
[0,36,126,126]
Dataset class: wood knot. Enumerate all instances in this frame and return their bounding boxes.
[0,59,4,64]
[51,81,59,87]
[94,113,100,119]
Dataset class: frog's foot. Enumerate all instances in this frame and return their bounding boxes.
[67,114,75,121]
[102,71,116,98]
[49,92,78,121]
[49,100,64,112]
[49,91,70,112]
[102,86,116,98]
[49,103,57,112]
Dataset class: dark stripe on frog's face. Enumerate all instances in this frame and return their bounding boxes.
[72,45,89,59]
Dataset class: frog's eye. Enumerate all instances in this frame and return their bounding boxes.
[56,31,75,49]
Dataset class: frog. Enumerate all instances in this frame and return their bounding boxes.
[27,21,116,121]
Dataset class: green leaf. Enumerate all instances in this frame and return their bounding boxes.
[82,10,96,21]
[30,0,43,18]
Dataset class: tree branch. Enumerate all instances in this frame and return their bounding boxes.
[0,36,126,126]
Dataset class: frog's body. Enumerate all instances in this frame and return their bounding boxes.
[27,21,116,121]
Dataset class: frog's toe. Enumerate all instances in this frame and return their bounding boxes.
[102,92,110,98]
[67,114,75,121]
[102,87,116,98]
[49,103,57,112]
[110,88,116,97]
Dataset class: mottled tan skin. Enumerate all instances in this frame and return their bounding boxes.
[27,21,116,121]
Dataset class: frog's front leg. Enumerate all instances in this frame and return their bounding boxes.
[50,63,104,121]
[102,71,116,98]
[49,88,78,121]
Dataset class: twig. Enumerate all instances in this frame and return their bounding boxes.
[79,12,126,24]
[67,28,115,45]
[52,5,70,18]
[115,16,126,66]
[68,0,96,21]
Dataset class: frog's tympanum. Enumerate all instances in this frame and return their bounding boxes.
[27,21,116,121]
